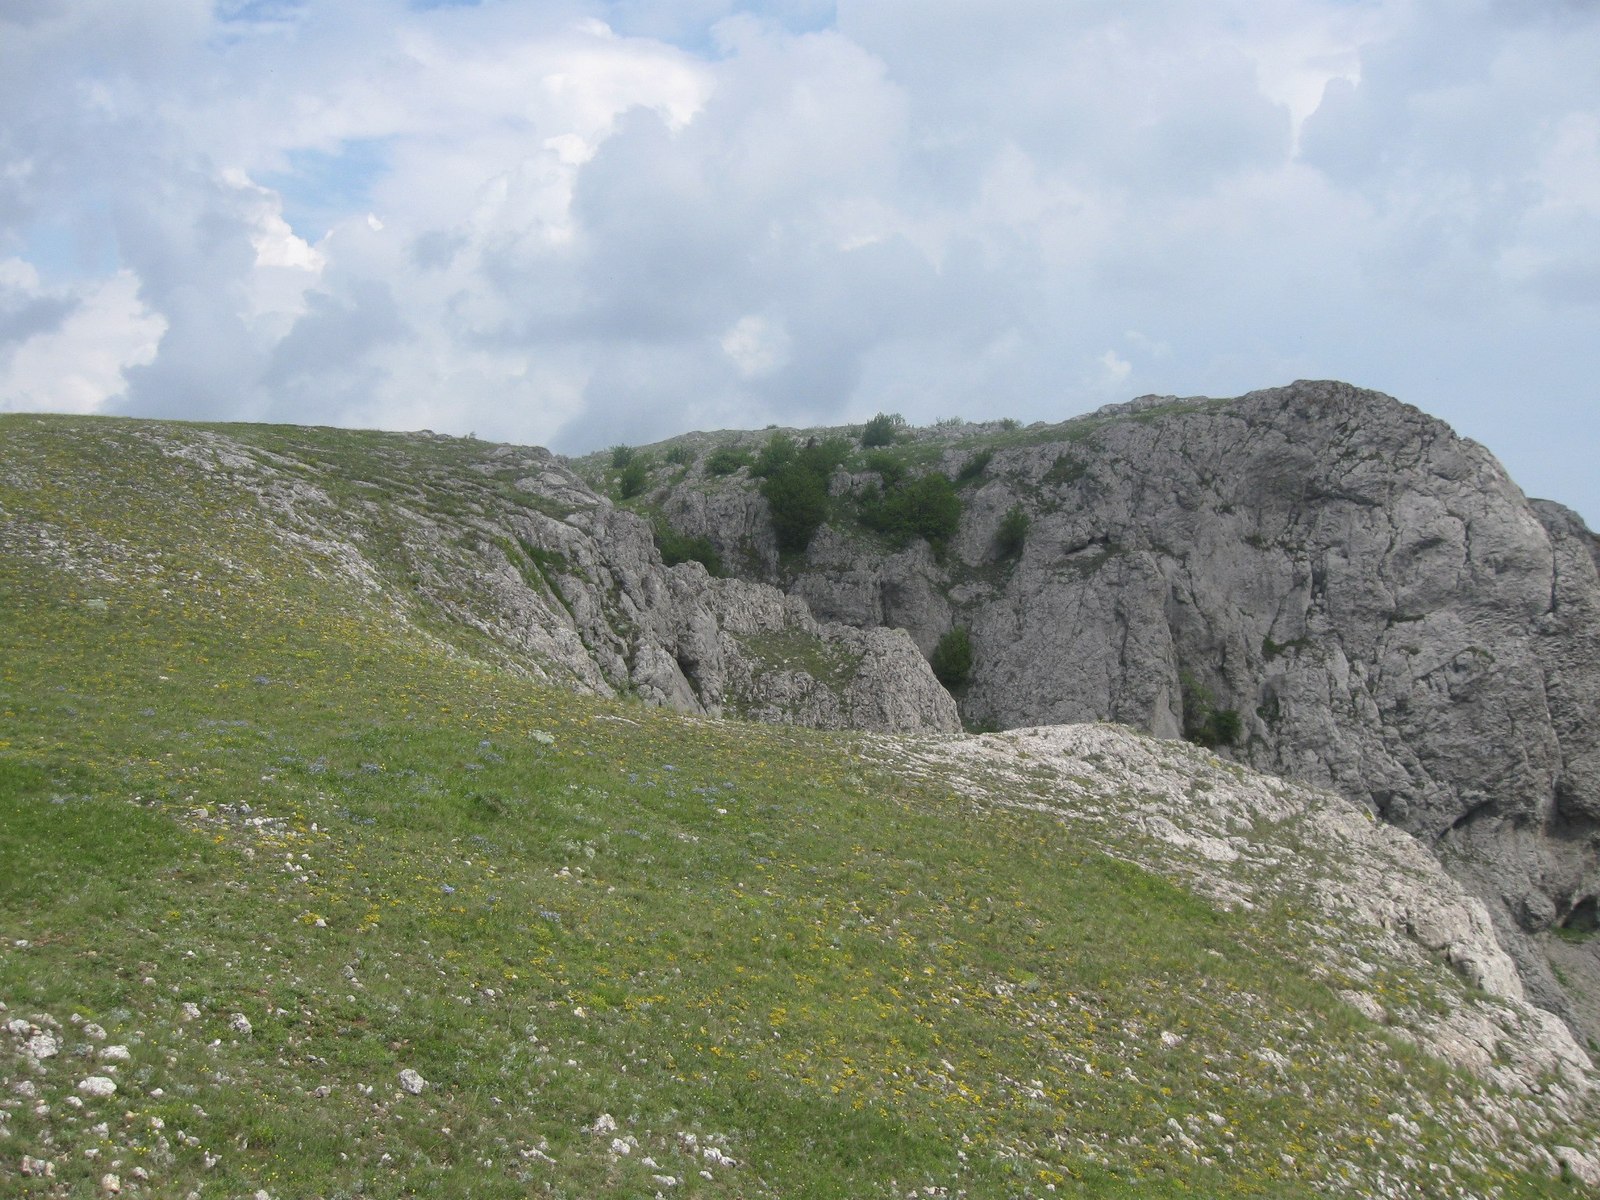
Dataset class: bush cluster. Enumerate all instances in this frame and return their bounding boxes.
[930,627,973,689]
[653,521,722,575]
[617,457,651,500]
[956,449,992,484]
[862,450,906,489]
[706,446,752,476]
[753,433,797,479]
[861,412,905,448]
[1181,670,1242,748]
[763,468,828,553]
[860,471,961,556]
[758,435,852,554]
[996,505,1029,558]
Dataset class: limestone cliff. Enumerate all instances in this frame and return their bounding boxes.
[617,381,1600,1033]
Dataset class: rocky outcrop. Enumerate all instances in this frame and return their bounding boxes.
[168,429,960,736]
[892,721,1595,1126]
[700,579,964,731]
[635,381,1600,1035]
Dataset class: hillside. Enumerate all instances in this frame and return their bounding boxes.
[572,381,1600,1042]
[2,413,1599,1197]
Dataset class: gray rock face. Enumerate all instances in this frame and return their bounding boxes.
[643,381,1600,1032]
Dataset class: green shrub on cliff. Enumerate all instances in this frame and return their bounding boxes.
[930,626,974,689]
[861,472,962,556]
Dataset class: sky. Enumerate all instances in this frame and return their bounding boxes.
[2,0,1598,522]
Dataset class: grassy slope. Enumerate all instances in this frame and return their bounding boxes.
[0,415,1590,1198]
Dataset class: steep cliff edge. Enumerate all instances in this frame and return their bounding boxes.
[612,381,1600,1033]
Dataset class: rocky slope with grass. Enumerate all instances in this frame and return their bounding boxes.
[4,410,1600,1197]
[55,419,957,736]
[589,380,1600,1040]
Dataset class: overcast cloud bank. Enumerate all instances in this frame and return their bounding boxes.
[2,0,1597,519]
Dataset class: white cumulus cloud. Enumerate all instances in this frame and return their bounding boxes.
[721,314,793,378]
[0,263,164,414]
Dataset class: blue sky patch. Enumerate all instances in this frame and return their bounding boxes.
[262,139,394,243]
[18,215,120,287]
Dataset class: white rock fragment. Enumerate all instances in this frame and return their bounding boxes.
[1256,1048,1291,1075]
[610,1137,632,1156]
[83,1023,107,1041]
[179,1003,201,1022]
[591,1112,618,1135]
[100,1045,132,1063]
[78,1076,118,1098]
[100,1172,121,1194]
[23,1031,61,1060]
[702,1146,737,1167]
[1159,1030,1184,1049]
[1339,989,1387,1023]
[21,1154,55,1176]
[398,1069,426,1095]
[1556,1146,1600,1188]
[229,1013,253,1038]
